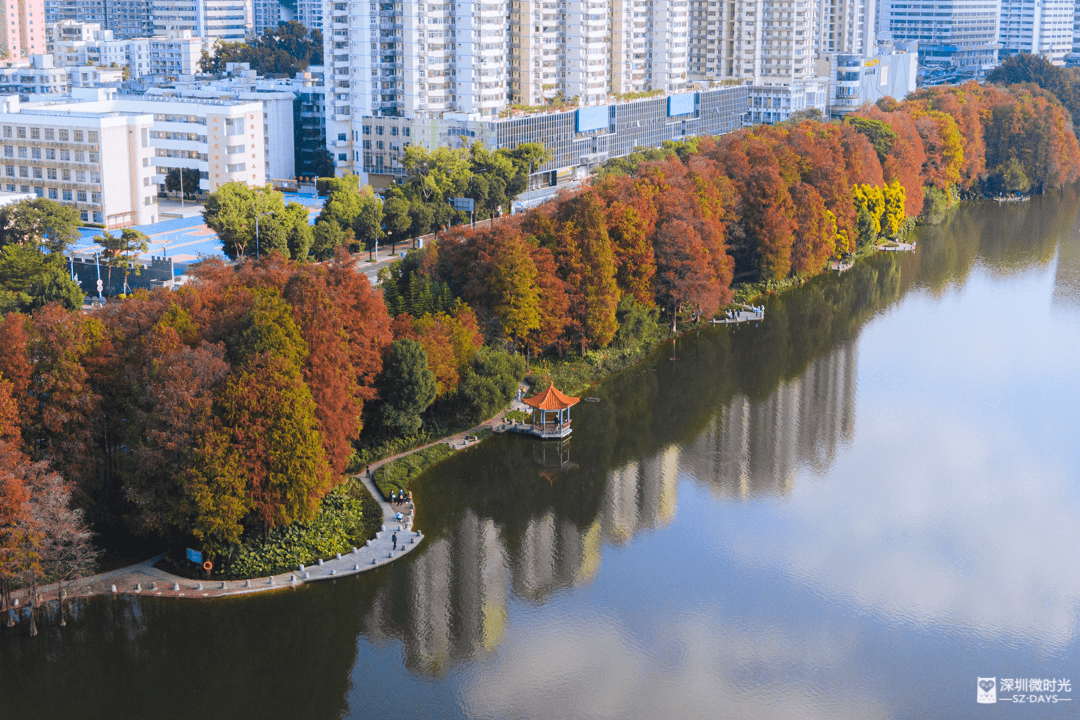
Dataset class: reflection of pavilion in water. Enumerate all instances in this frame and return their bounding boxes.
[683,339,858,498]
[359,342,856,674]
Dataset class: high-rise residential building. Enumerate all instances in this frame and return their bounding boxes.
[45,0,108,27]
[812,0,874,57]
[686,0,819,85]
[999,0,1074,64]
[152,0,250,42]
[884,0,1000,68]
[3,0,47,60]
[106,0,155,39]
[297,0,325,31]
[252,0,294,36]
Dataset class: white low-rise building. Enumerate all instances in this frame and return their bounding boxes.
[0,90,266,229]
[47,22,207,80]
[0,93,157,227]
[144,67,298,180]
[0,54,124,97]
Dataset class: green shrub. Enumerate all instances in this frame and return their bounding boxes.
[373,444,453,500]
[223,478,382,578]
[505,409,530,423]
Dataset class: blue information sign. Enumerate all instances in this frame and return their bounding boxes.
[667,93,696,117]
[576,105,609,132]
[186,548,202,564]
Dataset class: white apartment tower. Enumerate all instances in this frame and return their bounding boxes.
[511,0,620,106]
[813,0,874,57]
[687,0,819,84]
[999,0,1074,64]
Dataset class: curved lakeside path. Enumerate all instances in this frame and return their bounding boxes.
[6,411,516,608]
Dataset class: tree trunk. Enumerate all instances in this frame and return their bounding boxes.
[1,577,11,628]
[27,577,37,637]
[57,579,66,627]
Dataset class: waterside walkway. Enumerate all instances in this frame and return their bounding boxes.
[5,411,513,613]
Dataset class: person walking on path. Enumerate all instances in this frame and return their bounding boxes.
[392,533,398,550]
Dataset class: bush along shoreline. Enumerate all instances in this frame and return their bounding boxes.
[158,478,383,580]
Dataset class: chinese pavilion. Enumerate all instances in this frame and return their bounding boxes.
[520,383,580,439]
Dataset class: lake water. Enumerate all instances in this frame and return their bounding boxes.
[3,192,1080,720]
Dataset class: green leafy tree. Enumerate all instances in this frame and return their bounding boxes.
[94,229,149,293]
[312,219,345,260]
[216,355,331,536]
[0,198,81,253]
[165,168,202,199]
[179,428,250,558]
[372,339,437,436]
[354,186,385,253]
[490,233,540,350]
[989,156,1033,195]
[282,202,314,260]
[202,182,287,260]
[198,22,323,76]
[317,175,365,231]
[0,245,83,311]
[382,192,412,249]
[845,116,898,163]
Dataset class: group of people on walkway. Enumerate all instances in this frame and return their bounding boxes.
[389,490,411,506]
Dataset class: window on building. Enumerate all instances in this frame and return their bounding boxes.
[88,131,98,143]
[77,190,87,201]
[30,128,40,140]
[45,148,55,160]
[16,127,25,139]
[31,149,41,159]
[44,128,54,140]
[16,147,26,158]
[62,189,72,201]
[34,187,43,197]
[58,129,68,141]
[18,167,27,178]
[91,192,100,203]
[48,188,57,199]
[60,150,69,161]
[1,127,10,139]
[376,126,384,135]
[32,168,42,179]
[338,153,347,161]
[3,166,12,177]
[337,133,347,141]
[73,130,84,142]
[47,169,56,180]
[391,127,398,136]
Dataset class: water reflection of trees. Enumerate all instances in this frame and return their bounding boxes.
[913,188,1077,293]
[365,255,904,676]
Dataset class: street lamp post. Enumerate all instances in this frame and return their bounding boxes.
[255,210,275,260]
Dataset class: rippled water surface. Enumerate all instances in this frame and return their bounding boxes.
[4,193,1080,719]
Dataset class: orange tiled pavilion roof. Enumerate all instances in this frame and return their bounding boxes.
[522,383,581,411]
